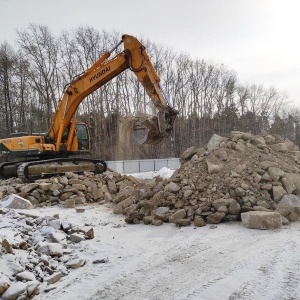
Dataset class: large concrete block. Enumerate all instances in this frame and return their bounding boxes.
[0,194,33,209]
[206,134,226,153]
[241,211,282,230]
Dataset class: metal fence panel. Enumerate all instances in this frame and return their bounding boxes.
[167,158,180,170]
[123,160,140,173]
[154,159,168,171]
[107,161,124,173]
[140,160,155,172]
[107,158,180,174]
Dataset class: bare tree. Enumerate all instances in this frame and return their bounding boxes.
[0,42,16,136]
[17,24,60,130]
[1,25,298,160]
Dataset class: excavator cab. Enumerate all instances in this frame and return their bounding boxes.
[76,123,91,151]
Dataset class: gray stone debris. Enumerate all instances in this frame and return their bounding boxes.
[0,207,93,299]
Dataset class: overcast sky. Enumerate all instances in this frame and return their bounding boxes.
[1,0,299,107]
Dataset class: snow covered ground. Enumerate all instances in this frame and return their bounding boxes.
[34,205,300,300]
[2,168,300,300]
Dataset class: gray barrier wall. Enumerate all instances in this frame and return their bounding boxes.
[107,158,180,174]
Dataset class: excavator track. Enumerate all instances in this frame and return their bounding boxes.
[0,161,20,179]
[16,158,107,181]
[0,160,38,179]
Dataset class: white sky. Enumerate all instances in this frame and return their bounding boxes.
[1,0,300,107]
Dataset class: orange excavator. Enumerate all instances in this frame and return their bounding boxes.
[0,34,178,180]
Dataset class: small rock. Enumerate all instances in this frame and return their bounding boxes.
[206,161,223,174]
[272,186,287,202]
[61,221,71,232]
[268,167,284,181]
[281,177,296,194]
[228,200,241,215]
[143,216,154,225]
[235,187,246,197]
[66,258,86,269]
[37,243,63,257]
[93,258,109,264]
[176,219,191,226]
[270,143,288,152]
[181,146,197,160]
[45,272,63,285]
[44,286,57,293]
[169,209,186,223]
[48,232,67,245]
[164,182,180,193]
[1,282,27,300]
[26,280,40,297]
[194,216,206,227]
[65,199,75,208]
[155,207,170,215]
[286,211,299,222]
[69,233,85,243]
[16,271,36,282]
[207,212,225,224]
[152,219,163,226]
[0,275,10,295]
[282,216,289,225]
[2,239,13,254]
[85,228,94,239]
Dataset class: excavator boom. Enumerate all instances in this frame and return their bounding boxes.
[48,34,178,149]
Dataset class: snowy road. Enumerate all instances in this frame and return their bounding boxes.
[33,204,300,300]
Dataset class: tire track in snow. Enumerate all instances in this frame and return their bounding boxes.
[184,228,300,300]
[41,219,300,300]
[89,224,271,300]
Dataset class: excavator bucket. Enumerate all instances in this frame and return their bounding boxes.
[133,116,164,145]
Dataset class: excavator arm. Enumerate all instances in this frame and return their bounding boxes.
[48,34,178,151]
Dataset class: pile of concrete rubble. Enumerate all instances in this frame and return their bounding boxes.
[118,131,300,227]
[0,131,300,229]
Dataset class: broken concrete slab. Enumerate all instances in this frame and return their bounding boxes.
[0,194,33,209]
[241,211,282,230]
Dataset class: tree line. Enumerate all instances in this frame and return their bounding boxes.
[0,24,299,160]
